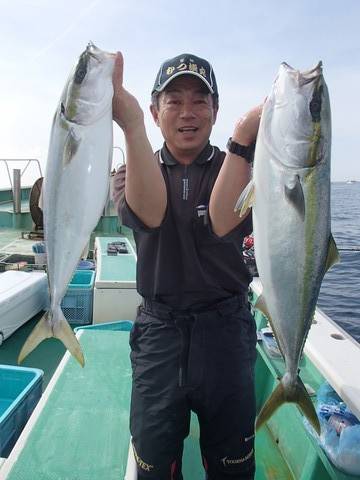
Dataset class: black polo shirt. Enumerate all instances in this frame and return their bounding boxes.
[117,142,252,310]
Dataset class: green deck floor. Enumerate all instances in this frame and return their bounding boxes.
[4,330,133,480]
[1,327,294,480]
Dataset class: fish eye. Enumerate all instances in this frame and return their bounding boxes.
[75,66,87,84]
[74,54,88,84]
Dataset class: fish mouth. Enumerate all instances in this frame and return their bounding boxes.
[86,41,116,61]
[281,61,323,85]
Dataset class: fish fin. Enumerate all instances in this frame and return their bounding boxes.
[234,180,255,217]
[284,175,305,220]
[18,311,53,364]
[18,308,85,367]
[63,128,80,166]
[296,378,321,435]
[256,375,320,435]
[255,379,286,431]
[254,294,271,320]
[325,234,340,272]
[53,308,85,367]
[254,295,285,355]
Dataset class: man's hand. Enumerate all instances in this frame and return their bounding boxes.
[112,52,145,134]
[232,103,264,146]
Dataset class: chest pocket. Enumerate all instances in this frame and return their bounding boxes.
[192,153,224,247]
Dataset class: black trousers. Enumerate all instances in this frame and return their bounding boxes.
[129,295,257,480]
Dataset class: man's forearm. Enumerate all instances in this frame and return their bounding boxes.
[122,122,167,228]
[209,104,262,237]
[209,149,251,237]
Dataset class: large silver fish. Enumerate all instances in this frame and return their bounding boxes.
[19,43,115,366]
[236,62,339,434]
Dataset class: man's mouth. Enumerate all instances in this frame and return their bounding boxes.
[178,127,198,133]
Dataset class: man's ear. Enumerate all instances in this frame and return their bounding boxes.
[212,105,219,125]
[150,104,160,126]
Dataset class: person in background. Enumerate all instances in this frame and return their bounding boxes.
[112,51,262,480]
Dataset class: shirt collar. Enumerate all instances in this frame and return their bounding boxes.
[159,142,215,166]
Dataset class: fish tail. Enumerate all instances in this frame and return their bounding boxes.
[255,375,320,435]
[18,308,85,367]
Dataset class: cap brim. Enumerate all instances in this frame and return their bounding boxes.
[153,71,214,94]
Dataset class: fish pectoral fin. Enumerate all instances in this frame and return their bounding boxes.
[284,175,305,220]
[256,375,321,435]
[63,128,80,166]
[53,309,85,367]
[18,311,53,364]
[325,233,340,272]
[234,179,255,217]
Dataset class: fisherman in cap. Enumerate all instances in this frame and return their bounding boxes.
[112,51,262,480]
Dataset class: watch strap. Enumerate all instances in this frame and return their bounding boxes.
[226,137,255,163]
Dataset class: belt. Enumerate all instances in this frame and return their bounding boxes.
[141,294,248,387]
[141,293,247,321]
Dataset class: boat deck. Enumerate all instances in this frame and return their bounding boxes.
[1,327,294,480]
[0,227,35,260]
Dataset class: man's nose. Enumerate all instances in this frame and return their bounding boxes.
[179,102,196,118]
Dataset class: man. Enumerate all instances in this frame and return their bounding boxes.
[112,52,262,480]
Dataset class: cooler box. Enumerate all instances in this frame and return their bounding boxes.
[0,271,48,344]
[93,237,141,323]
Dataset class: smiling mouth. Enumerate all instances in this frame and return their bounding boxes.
[178,127,198,133]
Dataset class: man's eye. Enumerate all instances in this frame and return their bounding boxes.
[194,99,207,104]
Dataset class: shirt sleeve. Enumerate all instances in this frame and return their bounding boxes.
[112,164,164,233]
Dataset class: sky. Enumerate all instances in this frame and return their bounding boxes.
[0,0,359,187]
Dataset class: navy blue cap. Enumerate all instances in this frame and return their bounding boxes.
[152,53,218,96]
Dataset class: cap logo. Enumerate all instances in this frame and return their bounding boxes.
[177,63,187,71]
[165,61,207,78]
[199,66,206,77]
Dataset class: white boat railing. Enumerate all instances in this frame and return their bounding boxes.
[0,159,42,190]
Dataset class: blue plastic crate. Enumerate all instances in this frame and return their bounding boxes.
[68,270,95,288]
[0,365,43,457]
[61,270,95,325]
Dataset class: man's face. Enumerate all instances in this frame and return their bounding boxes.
[150,75,218,161]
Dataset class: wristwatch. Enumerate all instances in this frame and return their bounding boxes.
[226,137,255,164]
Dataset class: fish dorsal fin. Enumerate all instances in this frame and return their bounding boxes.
[284,175,305,220]
[63,128,80,166]
[325,234,340,272]
[254,294,271,320]
[234,179,255,217]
